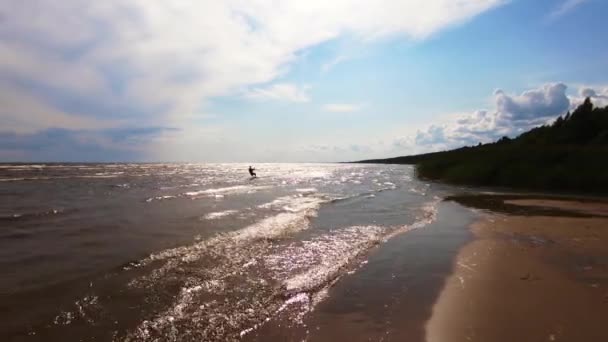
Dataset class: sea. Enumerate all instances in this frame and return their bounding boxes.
[0,163,473,341]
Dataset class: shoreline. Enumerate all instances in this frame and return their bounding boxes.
[246,200,476,341]
[426,195,608,341]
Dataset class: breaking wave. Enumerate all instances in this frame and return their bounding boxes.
[0,208,67,222]
[203,210,239,220]
[11,163,444,341]
[145,185,271,202]
[122,198,439,341]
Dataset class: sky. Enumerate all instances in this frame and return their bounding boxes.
[1,0,608,162]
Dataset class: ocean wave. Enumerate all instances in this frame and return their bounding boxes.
[20,164,436,341]
[145,195,177,203]
[266,225,387,296]
[0,164,46,170]
[0,175,121,182]
[147,211,315,265]
[123,195,330,340]
[77,174,122,179]
[377,183,398,191]
[126,198,440,341]
[184,185,269,198]
[383,198,439,241]
[0,208,67,222]
[409,187,426,195]
[258,194,328,213]
[132,194,328,282]
[125,220,317,340]
[269,199,440,301]
[53,295,100,326]
[0,176,55,182]
[202,210,239,220]
[0,178,27,182]
[144,185,270,202]
[295,188,317,194]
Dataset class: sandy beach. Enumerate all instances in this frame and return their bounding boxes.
[427,196,608,342]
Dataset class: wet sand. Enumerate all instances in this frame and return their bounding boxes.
[427,196,608,342]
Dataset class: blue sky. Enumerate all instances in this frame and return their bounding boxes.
[1,0,607,162]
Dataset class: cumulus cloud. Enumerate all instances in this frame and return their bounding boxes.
[411,83,574,150]
[293,83,607,160]
[322,103,362,113]
[494,83,570,122]
[284,81,602,159]
[245,83,310,102]
[571,86,608,108]
[0,1,504,129]
[0,82,119,134]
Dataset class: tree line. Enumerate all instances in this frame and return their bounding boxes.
[357,98,608,193]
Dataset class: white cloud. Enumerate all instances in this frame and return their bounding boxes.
[494,83,570,122]
[571,86,608,108]
[409,83,575,150]
[0,0,505,133]
[245,83,311,102]
[0,41,107,97]
[0,82,120,134]
[322,103,362,112]
[287,83,608,160]
[547,0,588,21]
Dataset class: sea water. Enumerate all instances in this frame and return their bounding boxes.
[0,163,444,341]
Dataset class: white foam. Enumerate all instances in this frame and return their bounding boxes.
[232,212,313,243]
[136,195,328,272]
[265,199,440,299]
[0,164,45,169]
[269,226,386,295]
[128,205,325,341]
[383,199,440,241]
[258,194,326,213]
[117,164,435,340]
[53,295,99,326]
[145,185,270,202]
[184,185,269,198]
[146,195,177,202]
[409,187,426,195]
[203,210,238,220]
[295,188,317,194]
[125,195,330,339]
[78,175,121,179]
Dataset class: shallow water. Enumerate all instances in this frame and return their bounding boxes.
[0,163,454,341]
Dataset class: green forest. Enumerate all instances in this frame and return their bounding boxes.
[358,98,608,193]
